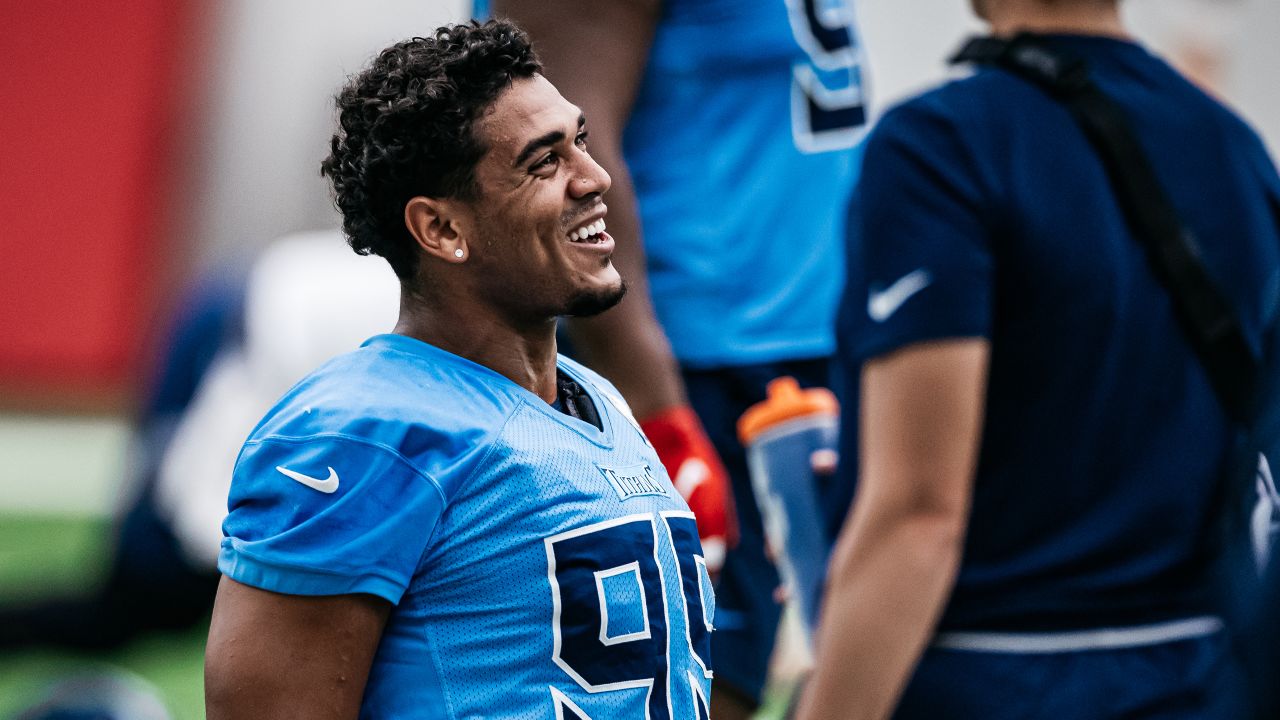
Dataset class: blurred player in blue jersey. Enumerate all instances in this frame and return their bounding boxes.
[487,2,870,715]
[204,21,717,719]
[798,0,1280,718]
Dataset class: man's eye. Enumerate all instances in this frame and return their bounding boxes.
[531,153,558,171]
[575,131,589,148]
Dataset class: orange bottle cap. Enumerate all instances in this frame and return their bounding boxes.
[736,377,839,444]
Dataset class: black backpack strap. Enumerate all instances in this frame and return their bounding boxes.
[951,33,1259,424]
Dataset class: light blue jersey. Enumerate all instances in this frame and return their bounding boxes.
[625,0,869,366]
[220,334,715,719]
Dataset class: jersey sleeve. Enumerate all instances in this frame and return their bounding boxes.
[219,434,445,604]
[842,97,996,362]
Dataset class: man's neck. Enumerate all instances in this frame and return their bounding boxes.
[987,2,1127,39]
[393,294,560,405]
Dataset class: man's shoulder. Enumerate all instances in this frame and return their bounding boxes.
[249,340,525,448]
[859,72,1020,201]
[877,68,1035,137]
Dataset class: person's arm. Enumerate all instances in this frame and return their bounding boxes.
[494,0,738,561]
[205,577,390,720]
[796,338,988,720]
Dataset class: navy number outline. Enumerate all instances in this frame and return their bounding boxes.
[784,0,869,153]
[545,512,713,719]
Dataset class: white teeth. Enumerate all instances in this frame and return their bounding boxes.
[568,219,607,242]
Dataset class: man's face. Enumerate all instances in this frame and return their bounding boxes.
[463,74,624,322]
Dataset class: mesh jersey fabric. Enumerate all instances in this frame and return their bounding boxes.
[220,334,716,719]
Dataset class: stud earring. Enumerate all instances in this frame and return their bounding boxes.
[454,248,465,258]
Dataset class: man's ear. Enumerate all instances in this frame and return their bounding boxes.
[405,196,470,263]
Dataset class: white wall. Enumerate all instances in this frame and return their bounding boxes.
[857,0,983,111]
[189,0,469,273]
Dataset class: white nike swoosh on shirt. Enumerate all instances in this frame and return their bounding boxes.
[276,465,340,494]
[868,268,932,322]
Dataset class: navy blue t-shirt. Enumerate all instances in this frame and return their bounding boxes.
[837,35,1280,631]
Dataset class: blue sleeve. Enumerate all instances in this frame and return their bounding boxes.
[219,434,445,604]
[842,98,995,362]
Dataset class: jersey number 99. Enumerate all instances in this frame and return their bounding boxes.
[546,512,713,719]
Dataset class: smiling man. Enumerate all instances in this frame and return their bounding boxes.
[204,21,715,720]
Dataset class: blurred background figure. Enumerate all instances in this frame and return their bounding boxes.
[486,1,870,716]
[800,0,1280,719]
[0,231,397,651]
[14,669,172,720]
[1,1,1277,718]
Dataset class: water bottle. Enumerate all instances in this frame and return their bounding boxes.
[737,377,839,648]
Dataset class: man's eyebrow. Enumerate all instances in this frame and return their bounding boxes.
[513,113,588,168]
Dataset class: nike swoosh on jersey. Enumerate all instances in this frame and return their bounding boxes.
[276,465,340,494]
[868,268,932,322]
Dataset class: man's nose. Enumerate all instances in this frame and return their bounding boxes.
[570,154,611,198]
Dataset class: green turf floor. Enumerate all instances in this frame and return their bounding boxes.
[0,514,207,719]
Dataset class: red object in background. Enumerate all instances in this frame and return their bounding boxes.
[0,2,204,409]
[640,405,740,574]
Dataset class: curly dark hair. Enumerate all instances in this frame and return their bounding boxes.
[321,20,541,279]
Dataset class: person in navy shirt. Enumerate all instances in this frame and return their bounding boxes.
[204,21,716,719]
[798,0,1280,718]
